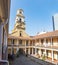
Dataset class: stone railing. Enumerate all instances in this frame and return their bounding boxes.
[0,60,9,65]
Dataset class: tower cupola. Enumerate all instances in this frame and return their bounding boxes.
[15,9,25,23]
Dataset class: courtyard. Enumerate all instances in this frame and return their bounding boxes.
[9,55,55,65]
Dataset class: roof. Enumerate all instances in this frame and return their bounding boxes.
[8,36,35,40]
[8,30,58,40]
[35,30,58,39]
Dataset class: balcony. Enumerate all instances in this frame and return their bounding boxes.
[35,44,58,51]
[19,44,25,46]
[8,44,19,47]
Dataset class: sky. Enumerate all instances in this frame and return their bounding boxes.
[9,0,58,36]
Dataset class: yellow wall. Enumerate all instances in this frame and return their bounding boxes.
[14,39,17,45]
[53,38,58,46]
[54,51,57,60]
[8,39,12,45]
[48,50,51,58]
[8,48,11,54]
[14,48,17,54]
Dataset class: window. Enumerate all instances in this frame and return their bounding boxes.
[37,39,39,43]
[20,11,22,14]
[20,18,21,22]
[20,31,22,36]
[26,40,28,46]
[41,39,44,44]
[33,48,35,54]
[20,32,22,36]
[19,40,22,45]
[30,41,32,46]
[12,39,14,44]
[33,40,35,46]
[46,39,48,43]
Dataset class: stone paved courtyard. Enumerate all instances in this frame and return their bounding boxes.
[10,55,41,65]
[9,55,55,65]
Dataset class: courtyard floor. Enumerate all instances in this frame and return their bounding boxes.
[9,55,42,65]
[9,55,56,65]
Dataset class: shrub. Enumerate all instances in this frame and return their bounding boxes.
[42,54,46,61]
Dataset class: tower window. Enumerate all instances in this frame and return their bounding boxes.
[20,31,22,36]
[20,18,21,22]
[20,11,22,14]
[20,33,21,36]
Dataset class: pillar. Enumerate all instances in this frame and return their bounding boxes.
[35,48,37,55]
[25,40,26,54]
[44,38,46,47]
[32,48,33,55]
[28,48,30,55]
[17,39,19,52]
[52,50,54,61]
[0,23,3,60]
[3,30,8,60]
[57,52,58,60]
[51,37,53,47]
[45,49,46,57]
[39,49,41,57]
[11,39,14,55]
[39,39,41,46]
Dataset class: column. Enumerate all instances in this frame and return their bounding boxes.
[32,48,33,55]
[28,40,30,55]
[51,37,53,47]
[25,40,26,54]
[44,38,46,54]
[52,50,54,61]
[35,39,37,55]
[28,40,30,47]
[57,52,58,60]
[44,38,46,47]
[45,49,46,57]
[11,39,12,55]
[39,49,41,57]
[11,39,14,55]
[39,39,41,46]
[28,48,30,55]
[3,30,8,59]
[35,48,37,55]
[17,39,19,52]
[0,23,3,60]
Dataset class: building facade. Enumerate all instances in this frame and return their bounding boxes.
[8,9,58,63]
[0,0,10,64]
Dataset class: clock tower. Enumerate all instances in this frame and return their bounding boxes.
[11,9,29,37]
